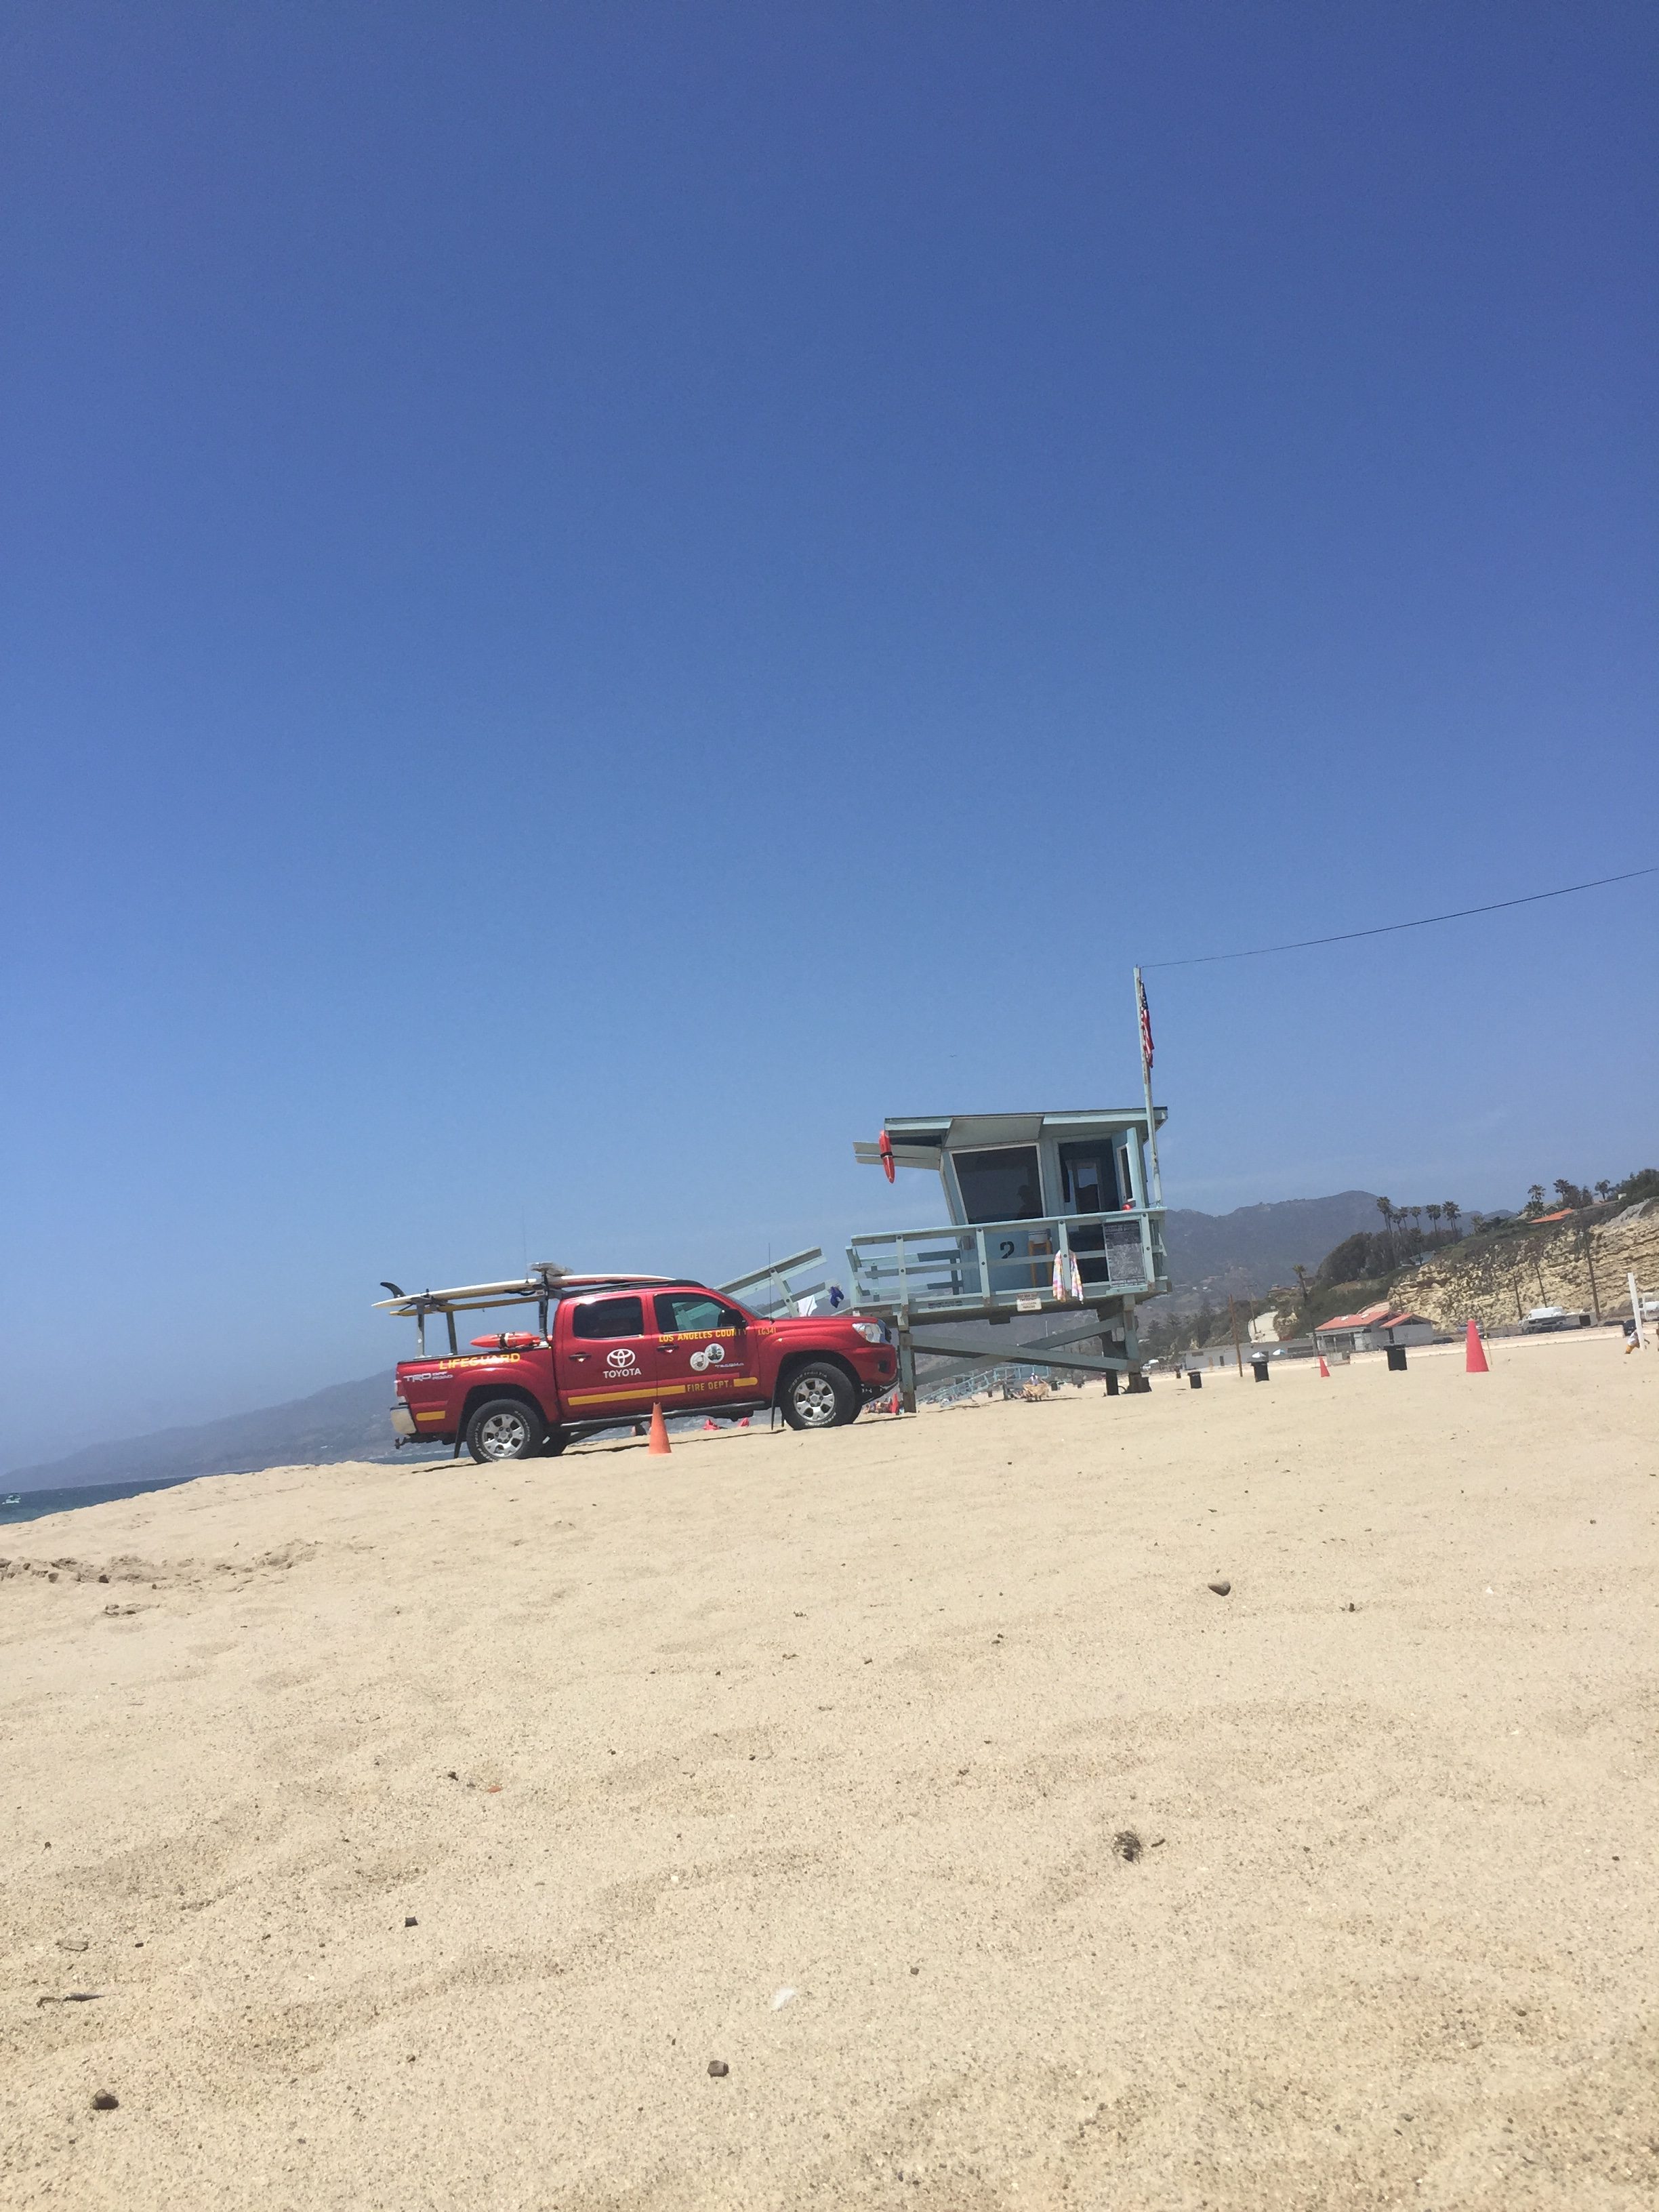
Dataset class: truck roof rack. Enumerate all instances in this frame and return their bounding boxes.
[373,1271,681,1318]
[374,1246,829,1322]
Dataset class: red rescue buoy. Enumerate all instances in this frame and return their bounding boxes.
[878,1130,895,1183]
[470,1332,540,1351]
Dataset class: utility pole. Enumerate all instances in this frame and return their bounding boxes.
[1582,1227,1602,1322]
[1229,1294,1244,1377]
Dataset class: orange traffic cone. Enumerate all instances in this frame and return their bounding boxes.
[1465,1319,1489,1374]
[703,1417,718,1431]
[888,1390,901,1416]
[738,1416,750,1429]
[1317,1356,1330,1378]
[647,1402,672,1454]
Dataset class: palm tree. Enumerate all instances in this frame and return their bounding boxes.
[1410,1206,1424,1242]
[1426,1204,1443,1240]
[1376,1195,1395,1261]
[1525,1185,1546,1214]
[1595,1181,1613,1202]
[1443,1200,1460,1237]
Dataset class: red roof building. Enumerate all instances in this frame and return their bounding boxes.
[1313,1303,1437,1353]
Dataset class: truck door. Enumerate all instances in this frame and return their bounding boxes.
[653,1290,761,1413]
[558,1292,659,1424]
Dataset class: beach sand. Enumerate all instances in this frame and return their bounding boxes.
[3,1335,1656,2209]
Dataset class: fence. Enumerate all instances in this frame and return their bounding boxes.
[920,1362,1086,1408]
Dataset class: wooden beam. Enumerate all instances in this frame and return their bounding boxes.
[715,1248,823,1296]
[907,1336,1131,1374]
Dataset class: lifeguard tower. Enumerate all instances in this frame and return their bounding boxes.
[848,1108,1170,1409]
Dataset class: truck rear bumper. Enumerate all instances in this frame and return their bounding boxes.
[390,1404,418,1439]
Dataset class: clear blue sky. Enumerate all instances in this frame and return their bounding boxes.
[3,3,1655,1467]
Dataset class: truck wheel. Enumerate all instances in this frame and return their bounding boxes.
[466,1399,544,1463]
[781,1362,857,1430]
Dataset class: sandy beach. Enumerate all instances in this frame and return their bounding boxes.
[3,1334,1655,2210]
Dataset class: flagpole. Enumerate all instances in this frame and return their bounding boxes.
[1134,965,1164,1207]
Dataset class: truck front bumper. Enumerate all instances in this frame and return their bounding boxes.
[857,1353,897,1397]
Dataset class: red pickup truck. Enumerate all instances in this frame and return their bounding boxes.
[389,1275,897,1461]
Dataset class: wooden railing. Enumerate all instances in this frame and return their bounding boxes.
[846,1210,1166,1317]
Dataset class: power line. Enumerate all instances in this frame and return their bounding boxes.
[1142,865,1657,971]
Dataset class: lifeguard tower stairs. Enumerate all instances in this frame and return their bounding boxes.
[848,1109,1170,1410]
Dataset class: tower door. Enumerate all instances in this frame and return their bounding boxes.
[1059,1142,1122,1285]
[1059,1142,1120,1217]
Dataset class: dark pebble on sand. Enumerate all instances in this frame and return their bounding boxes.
[1113,1830,1143,1862]
[1208,1580,1231,1596]
[708,2060,729,2077]
[91,2093,119,2112]
[405,1917,418,1927]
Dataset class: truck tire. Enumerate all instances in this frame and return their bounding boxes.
[781,1361,858,1431]
[466,1398,544,1463]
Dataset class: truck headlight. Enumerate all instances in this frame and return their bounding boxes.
[852,1321,886,1345]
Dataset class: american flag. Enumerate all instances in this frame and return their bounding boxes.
[1136,972,1153,1074]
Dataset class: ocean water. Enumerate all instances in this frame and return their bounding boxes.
[0,1476,199,1528]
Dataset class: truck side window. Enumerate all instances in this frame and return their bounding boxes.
[571,1295,645,1339]
[655,1293,737,1335]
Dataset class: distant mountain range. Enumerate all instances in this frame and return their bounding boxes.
[5,1191,1380,1492]
[1160,1189,1382,1308]
[3,1372,400,1495]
